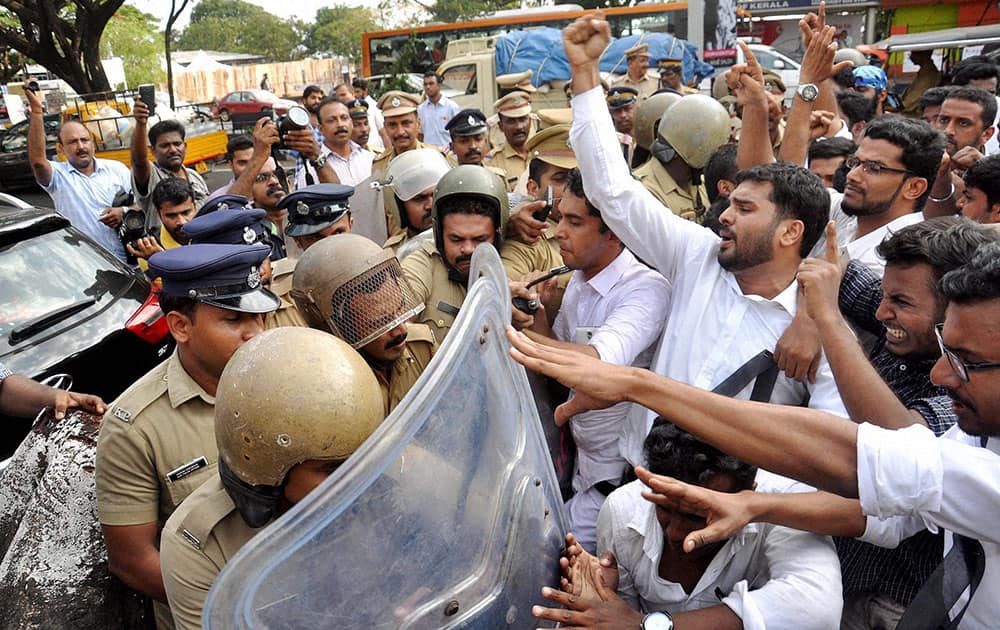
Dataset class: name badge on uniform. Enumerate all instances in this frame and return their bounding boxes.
[574,327,599,345]
[166,456,208,482]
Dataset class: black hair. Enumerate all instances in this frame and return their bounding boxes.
[423,71,443,83]
[877,216,998,287]
[939,241,1000,304]
[151,177,195,212]
[808,137,856,162]
[918,85,956,111]
[644,418,756,489]
[527,156,550,186]
[316,96,349,119]
[352,77,369,90]
[148,118,186,147]
[566,167,610,233]
[158,293,198,320]
[836,91,875,128]
[225,134,253,160]
[702,196,728,236]
[832,64,856,92]
[733,161,830,257]
[703,143,738,204]
[302,84,324,99]
[963,153,1000,209]
[861,116,946,209]
[949,60,1000,88]
[942,86,998,128]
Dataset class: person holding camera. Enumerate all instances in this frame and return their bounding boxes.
[127,178,199,271]
[26,83,133,262]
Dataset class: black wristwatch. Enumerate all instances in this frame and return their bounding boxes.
[310,154,328,169]
[641,611,674,630]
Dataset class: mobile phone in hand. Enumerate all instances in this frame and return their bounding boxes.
[533,186,553,222]
[138,84,156,112]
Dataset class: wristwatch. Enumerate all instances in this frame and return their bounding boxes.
[796,83,819,102]
[641,611,674,630]
[310,154,328,169]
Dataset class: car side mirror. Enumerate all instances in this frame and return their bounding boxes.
[772,59,786,70]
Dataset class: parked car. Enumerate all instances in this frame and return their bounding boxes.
[211,90,297,122]
[0,196,174,458]
[0,114,60,191]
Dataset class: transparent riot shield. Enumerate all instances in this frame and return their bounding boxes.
[204,244,569,629]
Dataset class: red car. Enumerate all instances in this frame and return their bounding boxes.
[211,89,296,122]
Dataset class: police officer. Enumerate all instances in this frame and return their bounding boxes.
[401,165,508,341]
[182,209,308,330]
[486,91,536,189]
[95,243,279,630]
[633,94,729,222]
[610,43,658,100]
[607,86,639,166]
[160,328,384,630]
[381,148,451,253]
[630,91,681,168]
[291,234,436,414]
[346,98,373,151]
[279,182,356,252]
[658,57,699,95]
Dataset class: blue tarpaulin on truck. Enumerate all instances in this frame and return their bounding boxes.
[493,28,715,87]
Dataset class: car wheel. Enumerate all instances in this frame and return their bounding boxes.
[219,109,231,122]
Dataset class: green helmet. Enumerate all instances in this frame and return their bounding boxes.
[431,165,509,253]
[634,92,682,151]
[657,95,731,170]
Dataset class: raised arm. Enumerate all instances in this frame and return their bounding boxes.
[130,99,153,196]
[25,85,53,186]
[731,41,775,170]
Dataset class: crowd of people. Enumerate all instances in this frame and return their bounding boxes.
[4,3,1000,628]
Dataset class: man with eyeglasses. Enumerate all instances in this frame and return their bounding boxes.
[796,216,997,628]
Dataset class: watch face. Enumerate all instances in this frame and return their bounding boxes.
[643,611,674,630]
[801,84,818,100]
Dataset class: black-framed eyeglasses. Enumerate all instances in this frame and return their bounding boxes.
[844,155,913,177]
[254,171,278,183]
[934,323,1000,383]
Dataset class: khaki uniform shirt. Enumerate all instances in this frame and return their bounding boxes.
[371,141,451,180]
[376,322,437,414]
[160,475,264,630]
[500,221,569,325]
[264,295,309,329]
[383,228,419,254]
[95,349,217,630]
[401,241,468,343]
[486,142,530,191]
[610,72,659,101]
[633,158,708,223]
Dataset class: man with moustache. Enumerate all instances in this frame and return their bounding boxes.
[517,167,669,551]
[291,234,435,414]
[130,99,209,231]
[26,85,133,262]
[445,109,509,185]
[346,99,373,151]
[401,165,508,342]
[560,11,848,470]
[486,91,535,190]
[382,148,451,253]
[294,98,373,189]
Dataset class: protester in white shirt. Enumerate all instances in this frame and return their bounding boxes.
[296,99,374,189]
[565,40,848,469]
[26,88,132,261]
[558,421,841,630]
[517,167,670,552]
[418,71,461,148]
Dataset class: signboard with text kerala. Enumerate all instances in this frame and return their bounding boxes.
[738,0,876,13]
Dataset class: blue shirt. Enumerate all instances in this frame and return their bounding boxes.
[41,158,132,261]
[417,96,460,147]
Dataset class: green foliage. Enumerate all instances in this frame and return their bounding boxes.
[101,5,165,89]
[309,5,381,61]
[176,0,304,62]
[419,0,519,23]
[376,32,421,98]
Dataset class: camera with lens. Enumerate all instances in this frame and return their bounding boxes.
[271,105,311,152]
[113,190,156,265]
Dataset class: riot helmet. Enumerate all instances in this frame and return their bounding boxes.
[382,148,451,236]
[634,92,682,152]
[431,164,509,253]
[656,95,730,170]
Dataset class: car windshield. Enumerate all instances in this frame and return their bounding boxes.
[2,119,59,152]
[0,228,134,343]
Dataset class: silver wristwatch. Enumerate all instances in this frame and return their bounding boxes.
[310,154,328,169]
[641,611,674,630]
[796,82,819,102]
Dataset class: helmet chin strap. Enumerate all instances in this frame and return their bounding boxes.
[219,459,284,528]
[651,137,677,167]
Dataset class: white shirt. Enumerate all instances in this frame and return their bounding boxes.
[295,141,374,190]
[985,96,999,156]
[364,95,385,152]
[844,211,924,278]
[552,249,671,490]
[42,158,132,261]
[856,423,1000,628]
[417,95,460,148]
[570,86,850,467]
[597,477,842,630]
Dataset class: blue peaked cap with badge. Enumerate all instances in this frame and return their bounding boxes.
[196,194,251,217]
[181,208,270,247]
[148,243,279,314]
[277,183,354,237]
[446,109,488,136]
